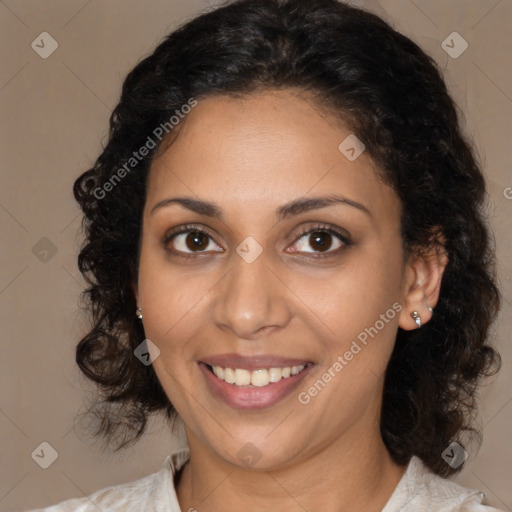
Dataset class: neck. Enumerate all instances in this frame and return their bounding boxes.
[176,425,407,512]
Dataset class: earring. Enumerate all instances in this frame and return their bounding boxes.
[135,307,143,320]
[410,311,421,328]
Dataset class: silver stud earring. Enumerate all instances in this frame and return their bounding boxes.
[410,311,421,328]
[136,307,143,320]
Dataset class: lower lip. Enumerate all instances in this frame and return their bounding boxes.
[199,362,314,410]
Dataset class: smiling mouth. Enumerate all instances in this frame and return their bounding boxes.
[204,363,313,387]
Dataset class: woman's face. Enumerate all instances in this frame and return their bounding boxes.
[136,89,415,469]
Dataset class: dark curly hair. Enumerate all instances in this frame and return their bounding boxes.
[72,0,501,477]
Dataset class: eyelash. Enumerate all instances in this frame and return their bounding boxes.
[162,223,352,259]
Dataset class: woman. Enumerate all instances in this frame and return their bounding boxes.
[28,0,502,510]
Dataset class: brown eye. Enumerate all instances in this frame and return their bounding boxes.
[163,226,223,255]
[289,224,351,257]
[308,231,334,252]
[185,231,210,251]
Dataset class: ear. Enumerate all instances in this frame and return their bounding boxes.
[132,281,139,305]
[398,242,449,331]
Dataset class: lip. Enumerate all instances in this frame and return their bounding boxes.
[199,353,312,371]
[199,361,315,410]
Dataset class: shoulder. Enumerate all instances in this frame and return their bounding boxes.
[22,471,160,512]
[383,456,505,512]
[21,448,190,512]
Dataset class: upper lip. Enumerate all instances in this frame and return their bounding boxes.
[200,353,312,371]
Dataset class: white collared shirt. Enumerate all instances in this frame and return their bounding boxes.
[23,447,503,512]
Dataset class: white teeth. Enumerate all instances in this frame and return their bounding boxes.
[211,364,306,387]
[223,367,235,384]
[251,369,269,387]
[214,366,224,380]
[291,365,302,375]
[268,368,282,383]
[234,369,251,386]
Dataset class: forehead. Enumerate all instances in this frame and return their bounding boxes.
[146,89,398,222]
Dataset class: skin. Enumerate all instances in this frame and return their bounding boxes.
[134,89,447,512]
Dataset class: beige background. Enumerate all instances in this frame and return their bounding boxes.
[1,0,510,510]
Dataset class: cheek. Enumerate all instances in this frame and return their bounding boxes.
[137,246,221,361]
[295,268,402,422]
[137,254,210,411]
[137,247,188,349]
[288,247,404,346]
[292,251,404,416]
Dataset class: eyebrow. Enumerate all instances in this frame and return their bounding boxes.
[150,194,372,220]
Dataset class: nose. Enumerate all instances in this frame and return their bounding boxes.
[211,249,292,340]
